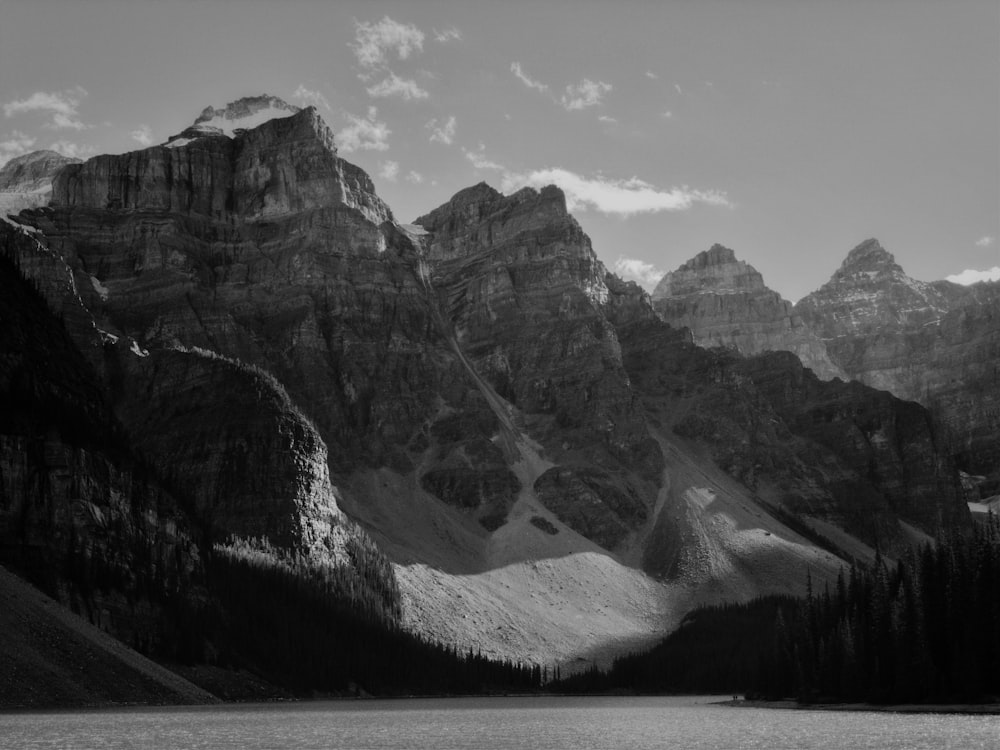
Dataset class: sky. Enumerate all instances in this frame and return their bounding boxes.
[1,0,997,301]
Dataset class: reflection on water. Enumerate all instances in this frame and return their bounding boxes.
[2,695,998,750]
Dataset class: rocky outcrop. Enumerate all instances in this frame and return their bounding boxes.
[796,239,1000,486]
[652,244,843,380]
[113,346,344,554]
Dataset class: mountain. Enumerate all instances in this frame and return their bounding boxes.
[0,96,973,698]
[0,150,80,218]
[796,239,1000,496]
[651,244,844,380]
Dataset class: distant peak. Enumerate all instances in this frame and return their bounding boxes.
[837,238,903,276]
[677,244,739,272]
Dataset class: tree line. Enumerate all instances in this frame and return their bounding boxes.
[555,514,1000,704]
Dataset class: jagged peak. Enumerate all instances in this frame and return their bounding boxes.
[653,244,769,300]
[677,243,740,272]
[163,94,306,148]
[836,238,903,277]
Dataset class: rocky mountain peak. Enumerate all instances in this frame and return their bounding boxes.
[0,150,80,193]
[681,243,738,270]
[183,94,300,138]
[652,244,766,299]
[835,238,904,278]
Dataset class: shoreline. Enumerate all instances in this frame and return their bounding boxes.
[721,698,1000,715]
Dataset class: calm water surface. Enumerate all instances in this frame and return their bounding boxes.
[2,695,997,750]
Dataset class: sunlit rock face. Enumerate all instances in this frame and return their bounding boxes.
[796,239,1000,489]
[652,244,844,381]
[0,150,80,218]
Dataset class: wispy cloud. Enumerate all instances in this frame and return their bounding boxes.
[598,115,617,124]
[463,144,505,171]
[510,62,549,93]
[613,257,666,289]
[366,72,429,100]
[336,106,391,153]
[946,266,1000,285]
[292,84,331,111]
[48,139,96,160]
[130,124,153,146]
[501,168,731,216]
[378,160,399,182]
[645,71,659,80]
[0,130,36,167]
[427,115,456,145]
[661,110,674,119]
[561,79,612,111]
[406,170,424,184]
[4,86,89,130]
[674,83,683,95]
[975,235,995,248]
[434,26,462,43]
[351,17,425,70]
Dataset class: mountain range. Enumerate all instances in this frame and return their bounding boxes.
[0,95,993,704]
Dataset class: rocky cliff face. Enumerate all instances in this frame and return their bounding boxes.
[796,239,1000,489]
[0,226,201,650]
[651,244,843,380]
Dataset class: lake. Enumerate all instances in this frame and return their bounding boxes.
[2,695,997,749]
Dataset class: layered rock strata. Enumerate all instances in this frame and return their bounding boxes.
[796,239,1000,487]
[652,244,843,380]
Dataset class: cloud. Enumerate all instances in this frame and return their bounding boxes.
[352,17,425,70]
[4,86,88,130]
[661,110,674,119]
[378,160,399,182]
[946,266,1000,285]
[613,257,666,289]
[500,168,731,216]
[130,124,153,147]
[366,72,429,100]
[510,62,549,93]
[292,84,331,111]
[0,130,36,166]
[336,106,390,153]
[645,71,659,80]
[463,145,505,171]
[561,79,612,111]
[434,26,462,43]
[674,83,683,95]
[405,170,424,184]
[598,115,617,124]
[427,115,456,145]
[975,235,995,248]
[48,139,96,160]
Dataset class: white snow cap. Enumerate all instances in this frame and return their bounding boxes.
[162,95,301,147]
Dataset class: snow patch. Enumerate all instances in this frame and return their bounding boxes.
[162,137,193,149]
[129,339,149,357]
[192,105,299,138]
[89,275,109,301]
